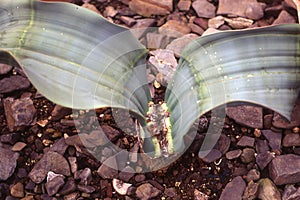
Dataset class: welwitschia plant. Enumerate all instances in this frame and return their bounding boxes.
[0,0,299,163]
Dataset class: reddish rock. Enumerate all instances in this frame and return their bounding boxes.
[220,176,246,200]
[283,133,300,147]
[136,183,161,199]
[273,10,296,24]
[256,151,274,170]
[192,0,216,18]
[226,105,263,129]
[0,76,30,94]
[159,20,191,38]
[0,64,13,75]
[166,33,198,57]
[225,149,242,160]
[177,0,191,11]
[237,136,255,147]
[269,154,300,185]
[261,130,282,150]
[129,0,171,17]
[217,0,266,20]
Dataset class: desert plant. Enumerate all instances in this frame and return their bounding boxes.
[0,0,299,162]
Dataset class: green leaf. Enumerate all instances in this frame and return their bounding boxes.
[166,24,300,152]
[0,0,150,117]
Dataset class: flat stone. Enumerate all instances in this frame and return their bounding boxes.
[200,149,222,163]
[146,33,169,49]
[0,132,20,145]
[120,16,136,27]
[261,130,282,150]
[46,176,65,196]
[220,176,246,200]
[10,182,24,198]
[192,0,216,18]
[0,147,19,181]
[11,142,27,151]
[217,0,265,20]
[166,33,198,57]
[208,16,225,29]
[258,178,281,200]
[0,76,30,94]
[78,168,92,185]
[48,138,68,155]
[188,23,205,35]
[256,139,270,154]
[240,148,255,163]
[177,0,191,11]
[224,17,254,29]
[0,64,13,75]
[131,19,156,39]
[256,151,274,170]
[237,136,255,147]
[129,0,170,17]
[50,105,72,121]
[97,157,118,179]
[243,181,259,200]
[246,169,260,182]
[273,10,296,25]
[283,133,300,147]
[164,187,177,197]
[103,6,118,18]
[193,18,208,30]
[29,151,70,184]
[214,134,231,154]
[226,105,263,129]
[4,97,36,132]
[65,130,110,148]
[119,166,135,182]
[59,178,77,196]
[282,185,300,200]
[225,149,242,160]
[77,185,95,193]
[136,183,161,200]
[269,154,300,185]
[159,20,191,38]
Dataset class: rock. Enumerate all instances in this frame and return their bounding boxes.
[177,0,191,11]
[282,185,300,200]
[166,33,198,57]
[256,139,270,154]
[164,187,177,197]
[50,105,72,121]
[4,97,36,132]
[225,149,242,160]
[59,178,77,196]
[136,183,161,200]
[214,134,231,154]
[129,0,170,17]
[112,179,132,195]
[226,105,263,129]
[217,0,265,20]
[77,185,95,193]
[283,0,297,10]
[29,151,70,184]
[220,176,246,200]
[202,27,221,36]
[46,176,65,196]
[199,149,222,163]
[119,166,135,182]
[131,19,156,39]
[78,168,92,185]
[246,169,260,182]
[11,142,27,151]
[0,64,13,75]
[240,148,255,163]
[194,189,209,200]
[208,16,225,29]
[17,168,28,179]
[262,130,282,150]
[48,138,68,155]
[258,178,281,200]
[269,154,300,185]
[188,23,205,35]
[283,133,300,147]
[237,136,255,147]
[0,76,30,94]
[159,20,191,38]
[103,6,118,18]
[120,16,136,27]
[101,125,120,141]
[65,130,110,148]
[81,3,101,15]
[146,33,169,49]
[0,132,20,145]
[193,18,208,30]
[224,17,254,29]
[149,49,177,83]
[243,181,259,200]
[273,10,296,25]
[10,182,24,198]
[0,147,19,180]
[256,151,274,170]
[97,157,118,179]
[135,174,146,182]
[192,0,216,18]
